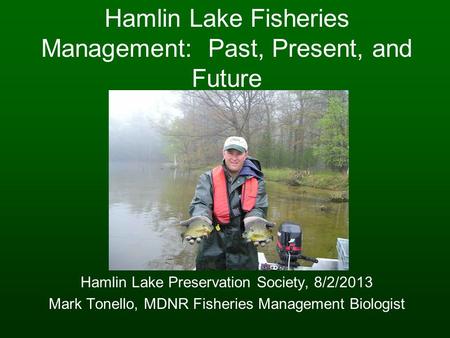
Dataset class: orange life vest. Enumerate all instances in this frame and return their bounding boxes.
[211,165,258,224]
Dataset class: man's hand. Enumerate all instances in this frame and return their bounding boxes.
[243,216,276,247]
[180,216,213,245]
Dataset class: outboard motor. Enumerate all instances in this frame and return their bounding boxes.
[276,222,318,268]
[277,222,303,266]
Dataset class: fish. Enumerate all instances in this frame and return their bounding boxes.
[242,222,273,243]
[181,219,213,241]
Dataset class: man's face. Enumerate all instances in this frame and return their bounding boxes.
[223,149,247,174]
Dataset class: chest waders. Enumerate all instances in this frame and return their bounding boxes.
[195,166,259,270]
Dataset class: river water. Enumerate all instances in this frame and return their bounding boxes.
[109,162,348,270]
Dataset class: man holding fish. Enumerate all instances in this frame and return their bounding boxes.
[180,136,273,270]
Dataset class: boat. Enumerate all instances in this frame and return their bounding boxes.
[258,222,348,271]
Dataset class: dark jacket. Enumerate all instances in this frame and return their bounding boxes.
[189,158,268,270]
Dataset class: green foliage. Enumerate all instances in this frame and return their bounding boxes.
[263,168,295,182]
[313,96,349,171]
[299,172,348,190]
[301,147,317,169]
[264,168,348,190]
[255,130,274,167]
[162,117,183,155]
[163,91,348,172]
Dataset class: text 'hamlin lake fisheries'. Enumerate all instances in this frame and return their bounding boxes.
[104,8,349,28]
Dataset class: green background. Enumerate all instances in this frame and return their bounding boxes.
[1,0,448,335]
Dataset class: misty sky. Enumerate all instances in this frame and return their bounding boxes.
[109,90,182,123]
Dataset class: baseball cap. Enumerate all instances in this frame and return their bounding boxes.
[223,136,248,153]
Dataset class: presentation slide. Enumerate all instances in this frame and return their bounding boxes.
[1,0,447,335]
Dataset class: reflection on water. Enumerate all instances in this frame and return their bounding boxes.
[109,162,348,270]
[261,182,348,264]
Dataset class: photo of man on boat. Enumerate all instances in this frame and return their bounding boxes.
[108,90,348,271]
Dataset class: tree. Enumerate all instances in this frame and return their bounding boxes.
[313,96,349,172]
[161,90,348,171]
